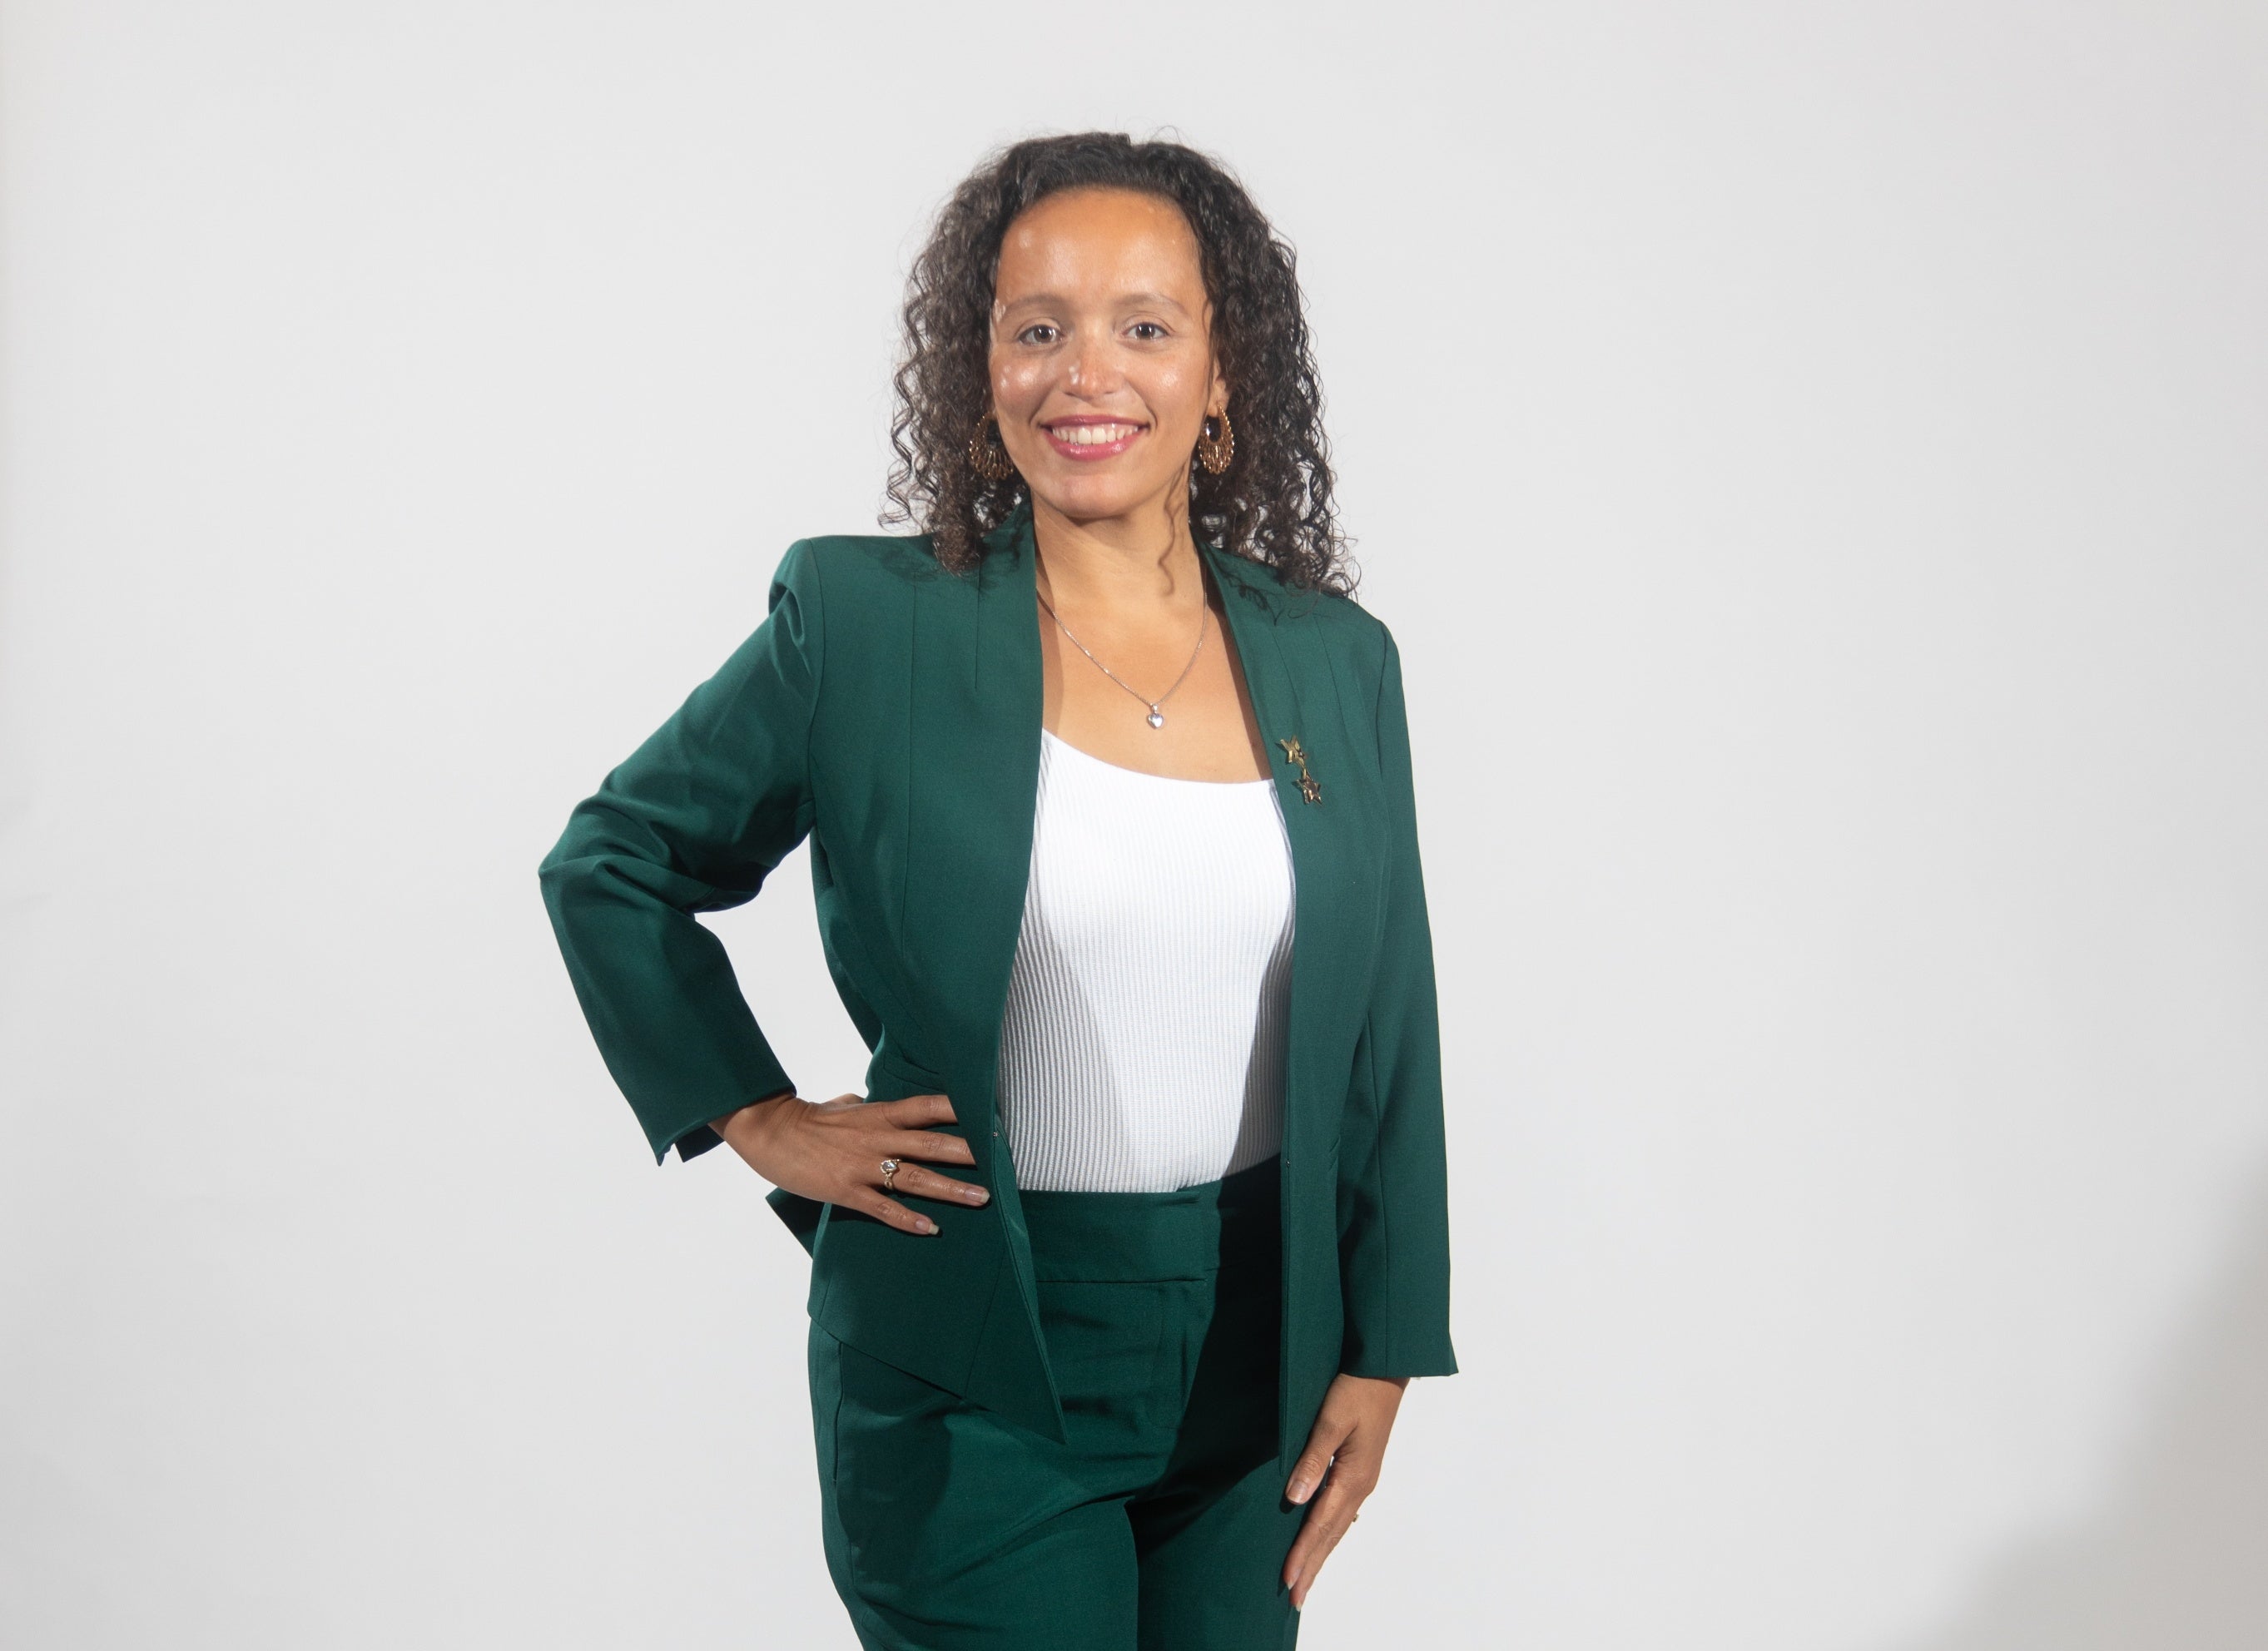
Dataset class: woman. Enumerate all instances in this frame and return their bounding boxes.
[539,131,1456,1650]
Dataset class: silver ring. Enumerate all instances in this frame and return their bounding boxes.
[878,1158,900,1192]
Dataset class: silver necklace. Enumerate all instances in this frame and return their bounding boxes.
[1035,588,1209,729]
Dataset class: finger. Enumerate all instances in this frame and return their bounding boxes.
[1284,1477,1367,1605]
[887,1126,978,1168]
[1286,1411,1356,1504]
[885,1159,990,1207]
[877,1092,959,1126]
[847,1188,938,1236]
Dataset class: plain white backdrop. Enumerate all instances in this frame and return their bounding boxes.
[3,2,2264,1647]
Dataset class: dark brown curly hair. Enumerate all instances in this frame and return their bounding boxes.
[881,131,1352,596]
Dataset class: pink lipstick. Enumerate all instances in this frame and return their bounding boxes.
[1041,416,1147,462]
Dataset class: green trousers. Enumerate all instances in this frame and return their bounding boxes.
[808,1155,1303,1650]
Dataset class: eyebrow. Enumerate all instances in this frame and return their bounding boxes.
[995,289,1196,315]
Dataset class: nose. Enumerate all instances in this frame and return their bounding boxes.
[1065,330,1123,399]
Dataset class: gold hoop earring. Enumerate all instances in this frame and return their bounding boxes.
[968,414,1017,483]
[1196,409,1234,476]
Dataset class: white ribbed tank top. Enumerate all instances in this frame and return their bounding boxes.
[994,730,1296,1193]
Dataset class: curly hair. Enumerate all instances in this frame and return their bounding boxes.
[881,132,1352,596]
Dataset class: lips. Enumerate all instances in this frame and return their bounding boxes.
[1041,419,1146,461]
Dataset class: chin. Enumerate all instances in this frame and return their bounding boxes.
[1027,470,1174,525]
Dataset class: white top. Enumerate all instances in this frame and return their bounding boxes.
[994,731,1297,1192]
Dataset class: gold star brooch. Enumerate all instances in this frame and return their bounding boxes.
[1277,736,1323,805]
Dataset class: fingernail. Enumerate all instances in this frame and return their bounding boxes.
[916,1217,936,1233]
[965,1187,990,1203]
[1288,1478,1313,1504]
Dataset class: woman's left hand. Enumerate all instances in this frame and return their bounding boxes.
[1281,1371,1410,1609]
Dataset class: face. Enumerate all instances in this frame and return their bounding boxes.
[987,187,1228,529]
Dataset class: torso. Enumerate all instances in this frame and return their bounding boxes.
[994,729,1294,1192]
[1012,518,1292,1192]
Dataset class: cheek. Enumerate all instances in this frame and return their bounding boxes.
[991,357,1045,415]
[1139,359,1209,424]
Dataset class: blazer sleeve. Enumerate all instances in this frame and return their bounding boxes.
[1337,627,1459,1378]
[537,541,824,1165]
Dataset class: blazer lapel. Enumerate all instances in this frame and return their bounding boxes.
[899,507,1044,1098]
[1203,544,1350,1153]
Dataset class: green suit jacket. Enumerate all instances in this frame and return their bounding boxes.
[538,505,1457,1471]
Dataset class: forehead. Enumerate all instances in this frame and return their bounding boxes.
[994,187,1205,300]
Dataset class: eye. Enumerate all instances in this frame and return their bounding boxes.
[1015,323,1060,346]
[1129,321,1169,342]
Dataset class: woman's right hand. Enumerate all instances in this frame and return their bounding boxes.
[710,1091,990,1235]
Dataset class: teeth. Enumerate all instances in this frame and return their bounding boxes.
[1056,424,1136,445]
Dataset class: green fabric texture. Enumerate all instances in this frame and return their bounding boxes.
[537,504,1457,1474]
[812,1158,1302,1651]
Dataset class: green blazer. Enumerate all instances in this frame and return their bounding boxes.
[538,504,1456,1470]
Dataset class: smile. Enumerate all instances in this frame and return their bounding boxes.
[1042,420,1146,460]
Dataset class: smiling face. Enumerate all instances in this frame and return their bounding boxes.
[987,187,1228,532]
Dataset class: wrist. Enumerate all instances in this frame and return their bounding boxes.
[713,1088,797,1145]
[1338,1370,1412,1393]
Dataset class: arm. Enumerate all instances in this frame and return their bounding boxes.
[536,541,824,1164]
[1335,625,1457,1379]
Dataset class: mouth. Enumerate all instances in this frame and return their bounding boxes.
[1040,418,1147,461]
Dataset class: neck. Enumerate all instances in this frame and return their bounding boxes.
[1030,481,1206,613]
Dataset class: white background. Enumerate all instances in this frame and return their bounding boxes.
[3,3,2264,1647]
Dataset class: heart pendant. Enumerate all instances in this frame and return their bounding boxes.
[1146,708,1165,729]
